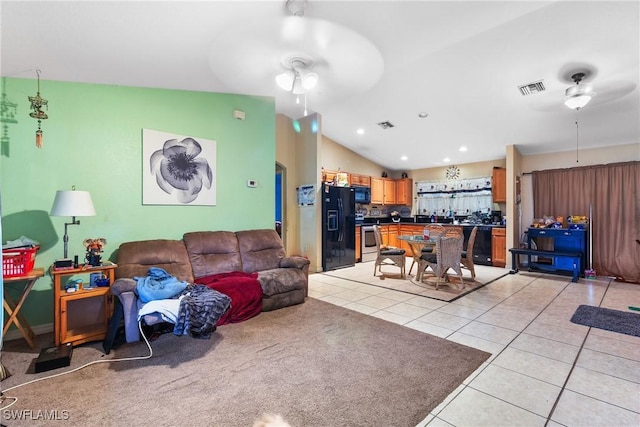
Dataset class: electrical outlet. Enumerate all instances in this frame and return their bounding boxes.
[247,180,257,188]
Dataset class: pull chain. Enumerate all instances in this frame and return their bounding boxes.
[303,93,308,116]
[575,109,580,163]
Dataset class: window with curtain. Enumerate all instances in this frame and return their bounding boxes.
[532,161,639,283]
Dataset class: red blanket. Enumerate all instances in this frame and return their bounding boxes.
[194,271,262,325]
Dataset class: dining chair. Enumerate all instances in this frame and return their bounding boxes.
[420,224,445,253]
[417,235,464,290]
[373,224,406,279]
[460,226,478,280]
[445,227,463,237]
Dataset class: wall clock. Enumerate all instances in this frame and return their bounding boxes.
[445,165,460,180]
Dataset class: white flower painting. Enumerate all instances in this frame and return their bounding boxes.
[142,129,216,206]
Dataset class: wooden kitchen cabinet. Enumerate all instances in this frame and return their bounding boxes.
[383,179,396,205]
[351,174,371,187]
[321,169,336,184]
[321,169,350,186]
[492,227,506,267]
[370,177,384,204]
[388,224,399,248]
[371,177,397,205]
[380,224,390,247]
[492,167,506,203]
[397,224,422,254]
[396,178,413,205]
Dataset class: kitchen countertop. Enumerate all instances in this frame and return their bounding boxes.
[358,220,505,228]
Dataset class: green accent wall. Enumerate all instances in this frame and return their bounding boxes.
[1,77,276,329]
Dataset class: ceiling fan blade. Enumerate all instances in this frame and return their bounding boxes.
[590,80,637,106]
[207,16,383,99]
[526,79,637,112]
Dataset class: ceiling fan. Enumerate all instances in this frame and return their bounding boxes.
[206,0,384,118]
[527,63,637,112]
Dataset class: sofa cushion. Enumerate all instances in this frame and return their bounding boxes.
[116,239,194,283]
[257,267,307,297]
[183,231,243,278]
[236,229,286,273]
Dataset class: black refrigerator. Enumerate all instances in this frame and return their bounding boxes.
[322,185,356,271]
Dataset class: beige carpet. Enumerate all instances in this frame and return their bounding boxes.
[0,298,490,426]
[323,261,509,302]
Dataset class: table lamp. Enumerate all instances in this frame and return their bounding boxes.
[50,188,96,266]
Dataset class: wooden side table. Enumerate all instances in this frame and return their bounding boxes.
[50,263,117,347]
[3,267,45,349]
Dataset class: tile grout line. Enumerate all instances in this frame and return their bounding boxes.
[543,276,613,426]
[428,274,560,423]
[433,274,599,425]
[315,272,625,426]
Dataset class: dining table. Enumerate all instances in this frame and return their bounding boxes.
[397,235,438,276]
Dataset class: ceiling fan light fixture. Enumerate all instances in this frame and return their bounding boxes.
[276,71,295,91]
[291,77,305,95]
[564,93,593,110]
[563,72,596,110]
[301,71,318,90]
[277,57,318,94]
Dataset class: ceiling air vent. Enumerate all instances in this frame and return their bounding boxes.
[518,80,546,96]
[377,121,395,129]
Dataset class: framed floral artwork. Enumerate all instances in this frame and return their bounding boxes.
[142,129,216,205]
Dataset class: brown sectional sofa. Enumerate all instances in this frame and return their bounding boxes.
[111,229,310,342]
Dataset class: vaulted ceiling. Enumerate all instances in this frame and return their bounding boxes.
[2,1,638,170]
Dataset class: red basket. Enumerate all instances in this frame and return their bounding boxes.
[2,246,39,278]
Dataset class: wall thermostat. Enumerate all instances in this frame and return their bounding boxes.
[233,109,246,120]
[247,180,258,188]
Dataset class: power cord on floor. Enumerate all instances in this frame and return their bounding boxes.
[0,320,153,411]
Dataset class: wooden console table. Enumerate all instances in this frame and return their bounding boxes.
[3,267,45,349]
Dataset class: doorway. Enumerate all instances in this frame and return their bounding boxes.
[275,163,284,244]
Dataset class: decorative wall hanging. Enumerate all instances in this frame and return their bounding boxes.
[28,69,48,148]
[445,165,460,180]
[296,184,316,206]
[142,129,216,206]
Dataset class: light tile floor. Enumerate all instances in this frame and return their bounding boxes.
[308,261,640,427]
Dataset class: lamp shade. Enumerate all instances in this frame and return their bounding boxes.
[50,190,96,217]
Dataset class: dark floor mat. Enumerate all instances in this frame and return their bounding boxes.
[570,305,640,337]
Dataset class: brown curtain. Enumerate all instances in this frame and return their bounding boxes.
[532,161,640,283]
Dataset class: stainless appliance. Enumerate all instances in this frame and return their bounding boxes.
[360,225,377,262]
[322,185,356,271]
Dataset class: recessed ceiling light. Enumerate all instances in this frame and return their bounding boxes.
[356,128,364,135]
[418,112,429,118]
[459,146,467,152]
[443,157,451,163]
[400,155,408,161]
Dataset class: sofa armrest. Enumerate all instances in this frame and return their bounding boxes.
[279,256,310,269]
[280,256,310,297]
[110,278,141,343]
